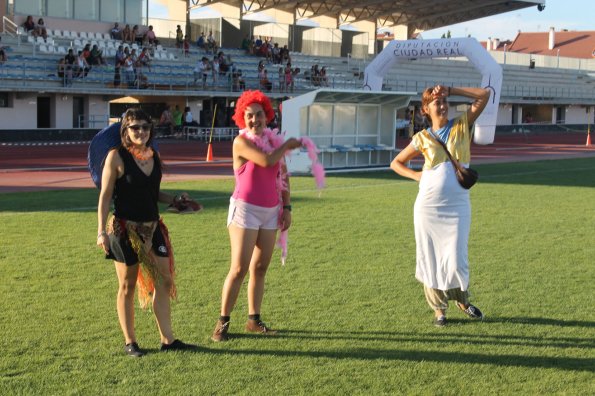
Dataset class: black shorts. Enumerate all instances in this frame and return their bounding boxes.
[106,223,169,266]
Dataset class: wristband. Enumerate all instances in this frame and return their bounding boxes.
[283,205,292,212]
[97,231,107,239]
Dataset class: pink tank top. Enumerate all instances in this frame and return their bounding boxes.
[232,160,280,207]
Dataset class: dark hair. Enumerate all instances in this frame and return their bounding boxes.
[120,108,155,148]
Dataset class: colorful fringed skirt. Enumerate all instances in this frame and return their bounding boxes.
[106,216,177,308]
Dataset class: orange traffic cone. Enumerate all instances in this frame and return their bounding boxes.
[586,129,592,146]
[206,143,214,162]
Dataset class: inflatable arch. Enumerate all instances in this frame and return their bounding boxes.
[363,38,502,145]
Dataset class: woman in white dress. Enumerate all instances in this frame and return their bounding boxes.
[391,85,490,326]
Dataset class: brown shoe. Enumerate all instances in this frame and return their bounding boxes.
[211,320,230,342]
[245,319,277,335]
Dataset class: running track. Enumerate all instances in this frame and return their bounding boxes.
[0,133,593,193]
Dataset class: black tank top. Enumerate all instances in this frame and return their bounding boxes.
[113,146,161,222]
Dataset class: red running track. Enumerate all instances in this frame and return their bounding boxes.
[0,133,593,193]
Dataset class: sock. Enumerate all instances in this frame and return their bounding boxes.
[248,314,260,321]
[219,315,230,323]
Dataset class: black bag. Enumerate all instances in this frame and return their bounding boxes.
[428,130,479,189]
[454,166,479,189]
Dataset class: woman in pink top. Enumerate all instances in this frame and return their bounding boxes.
[211,90,301,342]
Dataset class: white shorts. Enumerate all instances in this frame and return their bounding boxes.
[227,198,279,230]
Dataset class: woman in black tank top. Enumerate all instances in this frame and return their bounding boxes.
[96,108,200,356]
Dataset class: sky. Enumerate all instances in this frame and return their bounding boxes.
[421,0,592,41]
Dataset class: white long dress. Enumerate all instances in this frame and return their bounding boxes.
[411,113,472,291]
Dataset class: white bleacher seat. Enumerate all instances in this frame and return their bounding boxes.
[53,29,62,37]
[74,39,82,47]
[27,35,35,44]
[38,44,54,54]
[156,44,164,52]
[46,37,54,46]
[69,30,78,38]
[17,26,25,35]
[91,40,98,47]
[131,43,139,50]
[46,29,53,36]
[35,36,44,44]
[106,47,116,56]
[56,46,67,55]
[79,31,87,39]
[106,41,115,49]
[103,33,111,40]
[168,52,176,60]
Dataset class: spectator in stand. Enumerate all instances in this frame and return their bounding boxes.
[212,55,220,86]
[81,44,91,61]
[175,25,183,48]
[284,62,294,93]
[183,35,190,57]
[23,15,36,35]
[264,39,273,63]
[193,56,210,89]
[319,66,328,87]
[122,24,132,43]
[311,64,320,86]
[280,45,291,64]
[231,68,245,92]
[36,18,48,41]
[137,47,152,71]
[196,32,205,50]
[57,58,66,85]
[159,105,175,136]
[254,36,263,55]
[172,105,183,130]
[206,31,217,54]
[182,106,199,128]
[63,48,76,86]
[0,37,7,64]
[144,25,159,46]
[272,43,281,64]
[75,50,91,78]
[123,52,136,88]
[89,44,106,66]
[217,51,230,75]
[113,45,125,87]
[278,67,285,93]
[241,34,251,54]
[132,25,142,45]
[110,22,122,40]
[259,68,272,92]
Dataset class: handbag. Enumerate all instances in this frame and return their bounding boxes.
[428,130,479,189]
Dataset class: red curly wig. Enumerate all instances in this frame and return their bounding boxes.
[232,90,275,129]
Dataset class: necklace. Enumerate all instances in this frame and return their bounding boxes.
[128,146,153,161]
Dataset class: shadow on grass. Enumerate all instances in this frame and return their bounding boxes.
[194,335,594,372]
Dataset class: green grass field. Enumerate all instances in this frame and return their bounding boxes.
[1,158,594,395]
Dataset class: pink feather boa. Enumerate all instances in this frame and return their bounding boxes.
[239,128,325,264]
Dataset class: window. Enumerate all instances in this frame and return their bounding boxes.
[47,0,73,18]
[125,0,143,25]
[0,93,11,108]
[74,0,97,20]
[15,0,43,15]
[100,0,122,22]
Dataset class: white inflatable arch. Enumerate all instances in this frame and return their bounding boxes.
[364,38,502,145]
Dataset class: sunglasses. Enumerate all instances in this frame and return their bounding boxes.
[128,123,151,132]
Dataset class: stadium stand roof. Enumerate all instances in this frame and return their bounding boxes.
[190,0,545,31]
